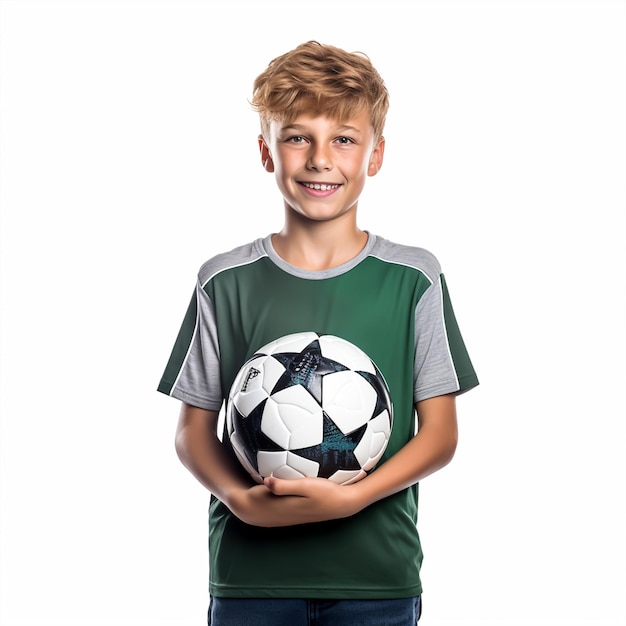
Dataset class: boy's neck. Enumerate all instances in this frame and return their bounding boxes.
[271,215,368,272]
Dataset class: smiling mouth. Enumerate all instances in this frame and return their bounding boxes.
[300,182,341,191]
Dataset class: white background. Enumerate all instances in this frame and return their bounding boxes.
[1,1,624,625]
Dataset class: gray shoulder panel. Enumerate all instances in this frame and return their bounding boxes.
[198,239,268,287]
[368,237,442,284]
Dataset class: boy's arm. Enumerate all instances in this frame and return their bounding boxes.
[264,393,459,522]
[174,403,252,504]
[175,402,357,527]
[177,394,457,528]
[353,393,458,504]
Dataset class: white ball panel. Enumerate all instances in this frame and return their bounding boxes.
[327,469,366,485]
[232,385,270,418]
[229,356,265,396]
[228,355,266,414]
[361,433,388,471]
[261,331,319,356]
[319,335,374,373]
[368,432,388,457]
[261,388,323,449]
[230,354,285,416]
[271,464,307,480]
[257,450,289,478]
[281,407,323,449]
[322,370,377,433]
[354,426,389,471]
[257,450,318,480]
[353,427,373,468]
[260,355,288,393]
[370,409,392,437]
[259,398,292,449]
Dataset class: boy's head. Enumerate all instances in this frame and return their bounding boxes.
[252,41,389,142]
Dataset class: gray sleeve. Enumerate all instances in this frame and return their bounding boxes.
[163,281,223,411]
[413,275,466,402]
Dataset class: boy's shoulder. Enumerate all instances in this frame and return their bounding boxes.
[197,238,267,286]
[370,235,442,284]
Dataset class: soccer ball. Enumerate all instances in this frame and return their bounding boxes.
[225,331,393,485]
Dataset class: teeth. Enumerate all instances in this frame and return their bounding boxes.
[302,182,339,191]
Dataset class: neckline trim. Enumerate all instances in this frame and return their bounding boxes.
[261,232,377,280]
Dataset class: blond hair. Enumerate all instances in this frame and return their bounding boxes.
[252,41,389,141]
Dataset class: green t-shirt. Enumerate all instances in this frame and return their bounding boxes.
[158,233,478,599]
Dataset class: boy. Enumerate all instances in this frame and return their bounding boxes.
[158,41,478,625]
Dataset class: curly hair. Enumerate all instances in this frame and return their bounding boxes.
[251,41,389,141]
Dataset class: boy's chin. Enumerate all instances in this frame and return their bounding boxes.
[285,202,359,224]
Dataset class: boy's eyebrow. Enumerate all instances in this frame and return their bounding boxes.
[279,123,364,136]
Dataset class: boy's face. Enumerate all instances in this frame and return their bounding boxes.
[259,109,384,224]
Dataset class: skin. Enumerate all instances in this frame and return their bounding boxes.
[174,109,460,527]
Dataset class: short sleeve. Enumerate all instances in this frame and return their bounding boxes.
[157,280,223,411]
[414,273,479,402]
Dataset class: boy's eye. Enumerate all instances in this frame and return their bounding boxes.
[287,136,306,143]
[336,136,354,145]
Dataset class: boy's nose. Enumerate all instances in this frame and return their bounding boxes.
[306,145,333,171]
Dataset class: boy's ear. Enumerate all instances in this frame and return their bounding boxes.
[258,136,275,173]
[367,137,385,177]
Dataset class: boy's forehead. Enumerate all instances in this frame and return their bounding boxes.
[269,110,374,133]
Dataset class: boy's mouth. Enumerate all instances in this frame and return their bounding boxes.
[299,182,341,191]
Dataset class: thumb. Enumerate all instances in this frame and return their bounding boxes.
[264,476,312,496]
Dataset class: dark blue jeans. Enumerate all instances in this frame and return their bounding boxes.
[208,596,421,625]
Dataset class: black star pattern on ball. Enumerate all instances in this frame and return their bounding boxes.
[292,411,367,478]
[357,367,393,419]
[270,339,348,404]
